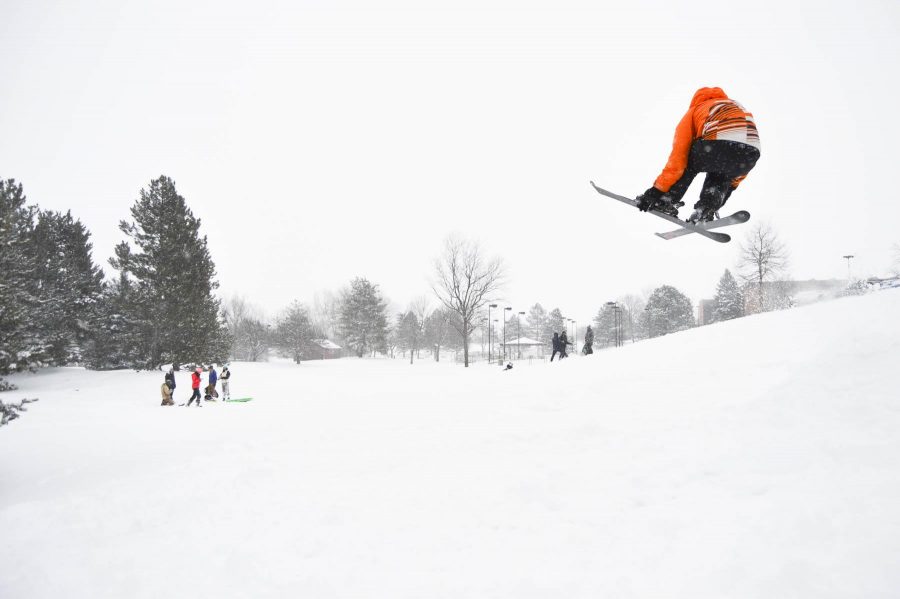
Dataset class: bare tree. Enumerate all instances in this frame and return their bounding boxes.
[410,295,431,359]
[618,294,646,343]
[223,295,271,361]
[432,235,504,367]
[311,289,342,341]
[738,222,790,313]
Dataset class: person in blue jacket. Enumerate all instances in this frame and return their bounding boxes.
[205,365,219,401]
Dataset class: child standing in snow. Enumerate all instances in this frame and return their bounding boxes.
[164,367,176,403]
[221,365,231,400]
[160,378,173,406]
[187,367,203,407]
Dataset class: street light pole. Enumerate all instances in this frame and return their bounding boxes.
[492,319,499,362]
[488,303,497,363]
[843,254,855,283]
[503,307,512,362]
[517,311,525,359]
[606,301,619,347]
[573,319,577,353]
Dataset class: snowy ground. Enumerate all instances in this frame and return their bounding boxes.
[2,290,900,598]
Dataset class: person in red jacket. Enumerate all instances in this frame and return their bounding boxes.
[187,367,203,407]
[635,87,761,223]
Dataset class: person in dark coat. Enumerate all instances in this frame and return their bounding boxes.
[164,367,177,403]
[205,365,219,401]
[550,332,562,362]
[582,326,594,355]
[559,330,572,359]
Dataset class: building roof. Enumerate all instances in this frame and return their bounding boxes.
[312,339,342,350]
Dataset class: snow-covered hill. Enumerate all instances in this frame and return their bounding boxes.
[2,290,899,598]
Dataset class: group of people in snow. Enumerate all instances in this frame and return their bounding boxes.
[160,364,231,407]
[548,325,595,362]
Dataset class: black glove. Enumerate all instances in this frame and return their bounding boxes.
[635,187,662,212]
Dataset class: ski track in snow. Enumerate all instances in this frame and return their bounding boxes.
[2,290,900,598]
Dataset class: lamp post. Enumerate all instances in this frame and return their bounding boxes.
[644,305,652,339]
[517,311,525,358]
[843,254,855,283]
[572,319,577,353]
[503,307,512,361]
[606,302,620,347]
[481,318,487,358]
[492,319,499,362]
[488,304,497,363]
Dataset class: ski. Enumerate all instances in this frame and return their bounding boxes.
[589,181,731,243]
[654,210,750,240]
[224,397,253,403]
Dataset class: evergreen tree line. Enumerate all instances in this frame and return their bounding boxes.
[1,175,229,388]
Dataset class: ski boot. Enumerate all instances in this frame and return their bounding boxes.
[686,204,719,224]
[652,198,684,217]
[636,188,683,217]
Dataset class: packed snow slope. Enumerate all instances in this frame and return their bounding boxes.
[2,290,900,598]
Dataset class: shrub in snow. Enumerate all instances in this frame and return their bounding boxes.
[0,397,39,427]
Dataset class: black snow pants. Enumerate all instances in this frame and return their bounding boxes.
[187,388,202,406]
[664,140,760,210]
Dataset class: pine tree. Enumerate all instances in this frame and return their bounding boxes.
[645,285,694,336]
[107,175,229,369]
[29,210,104,364]
[396,311,420,364]
[339,277,388,358]
[544,308,566,347]
[712,269,743,322]
[423,308,452,361]
[86,272,142,369]
[525,303,548,343]
[275,301,313,364]
[0,179,41,387]
[593,304,618,347]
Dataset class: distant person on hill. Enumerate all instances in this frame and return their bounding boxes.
[559,329,572,359]
[550,332,562,362]
[221,365,231,400]
[187,367,203,407]
[583,326,594,355]
[164,366,177,403]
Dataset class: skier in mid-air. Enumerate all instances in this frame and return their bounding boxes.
[634,87,761,223]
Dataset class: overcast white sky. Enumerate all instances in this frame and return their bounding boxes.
[2,0,899,324]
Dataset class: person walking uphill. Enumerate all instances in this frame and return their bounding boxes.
[550,332,561,362]
[635,87,761,223]
[582,325,594,355]
[559,329,572,359]
[187,367,203,407]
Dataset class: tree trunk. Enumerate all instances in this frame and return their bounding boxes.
[462,318,470,367]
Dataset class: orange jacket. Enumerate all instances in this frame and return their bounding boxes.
[654,87,760,192]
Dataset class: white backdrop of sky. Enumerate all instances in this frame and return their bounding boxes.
[2,0,898,324]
